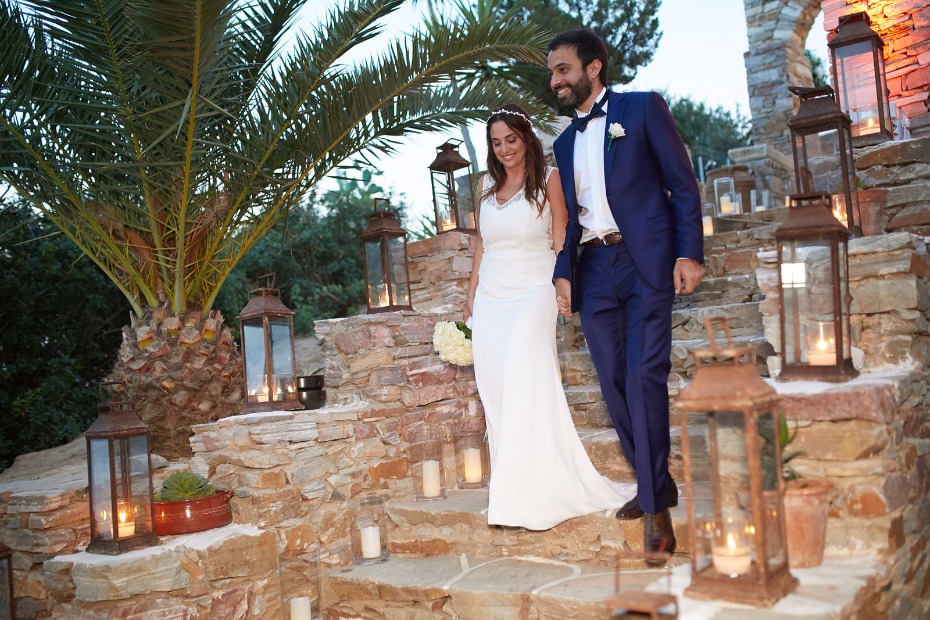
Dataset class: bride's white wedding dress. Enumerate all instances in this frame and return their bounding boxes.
[471,169,635,530]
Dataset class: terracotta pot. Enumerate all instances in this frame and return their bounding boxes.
[154,490,234,536]
[783,478,833,568]
[856,188,888,236]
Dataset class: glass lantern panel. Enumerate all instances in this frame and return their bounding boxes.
[453,169,475,229]
[431,170,456,232]
[757,412,789,571]
[365,238,388,308]
[780,240,835,365]
[242,319,267,400]
[839,244,851,359]
[269,317,294,400]
[387,236,409,306]
[88,438,114,539]
[128,435,153,533]
[834,40,891,139]
[797,129,845,198]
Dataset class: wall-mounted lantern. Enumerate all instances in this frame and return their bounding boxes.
[788,86,860,236]
[829,12,892,146]
[237,274,300,410]
[428,140,476,234]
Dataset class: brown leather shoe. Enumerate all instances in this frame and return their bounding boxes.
[615,481,679,520]
[644,508,676,564]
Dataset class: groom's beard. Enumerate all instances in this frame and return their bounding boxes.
[554,71,594,110]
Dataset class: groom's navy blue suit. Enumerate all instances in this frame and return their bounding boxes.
[553,89,703,514]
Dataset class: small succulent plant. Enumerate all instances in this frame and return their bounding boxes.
[154,471,217,502]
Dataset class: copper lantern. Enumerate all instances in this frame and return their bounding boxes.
[677,319,797,607]
[85,382,159,555]
[788,86,860,236]
[776,193,858,382]
[361,198,412,313]
[237,274,300,410]
[829,12,892,147]
[428,140,476,234]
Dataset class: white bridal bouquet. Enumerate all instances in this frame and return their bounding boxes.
[432,320,473,366]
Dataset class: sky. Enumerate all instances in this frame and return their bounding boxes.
[302,0,831,222]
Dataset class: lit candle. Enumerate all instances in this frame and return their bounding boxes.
[421,460,442,498]
[702,215,714,237]
[860,115,880,135]
[360,524,381,559]
[719,194,732,216]
[807,322,836,366]
[117,507,135,538]
[713,532,751,576]
[378,289,390,307]
[463,447,483,483]
[289,596,312,620]
[256,383,269,403]
[831,195,848,227]
[442,215,455,231]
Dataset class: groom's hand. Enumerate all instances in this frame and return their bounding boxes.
[555,278,572,316]
[674,258,704,295]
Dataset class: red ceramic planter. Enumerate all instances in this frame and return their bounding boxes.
[153,490,234,536]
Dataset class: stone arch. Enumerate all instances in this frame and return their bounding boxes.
[743,0,823,158]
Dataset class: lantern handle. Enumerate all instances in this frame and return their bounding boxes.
[704,317,734,355]
[258,273,277,289]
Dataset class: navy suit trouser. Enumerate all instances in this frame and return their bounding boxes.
[576,241,674,514]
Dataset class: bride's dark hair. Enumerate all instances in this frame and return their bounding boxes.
[483,104,547,215]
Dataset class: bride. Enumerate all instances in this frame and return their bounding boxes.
[465,104,634,530]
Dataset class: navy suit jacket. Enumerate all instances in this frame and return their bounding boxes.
[552,90,704,311]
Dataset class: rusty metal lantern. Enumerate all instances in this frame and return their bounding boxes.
[776,193,858,382]
[428,140,476,234]
[237,274,300,410]
[85,382,159,555]
[0,542,13,619]
[361,198,413,313]
[788,86,860,236]
[829,12,892,147]
[677,319,797,607]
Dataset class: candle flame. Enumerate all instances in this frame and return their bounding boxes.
[727,532,737,551]
[118,509,128,525]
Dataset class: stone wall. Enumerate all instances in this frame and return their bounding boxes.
[856,135,930,236]
[407,231,474,313]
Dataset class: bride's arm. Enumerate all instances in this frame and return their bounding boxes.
[465,178,484,322]
[547,169,568,256]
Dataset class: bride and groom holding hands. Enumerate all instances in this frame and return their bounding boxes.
[464,28,704,556]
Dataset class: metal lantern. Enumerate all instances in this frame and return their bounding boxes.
[829,12,892,146]
[361,198,413,313]
[776,193,858,382]
[677,318,798,607]
[237,274,300,411]
[788,86,861,236]
[428,140,476,234]
[0,542,13,619]
[86,382,159,555]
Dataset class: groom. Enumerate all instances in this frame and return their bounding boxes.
[548,29,704,556]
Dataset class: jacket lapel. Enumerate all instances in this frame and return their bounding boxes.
[604,90,626,175]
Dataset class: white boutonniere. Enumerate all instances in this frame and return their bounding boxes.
[607,122,625,149]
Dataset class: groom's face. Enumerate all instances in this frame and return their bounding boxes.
[548,45,598,110]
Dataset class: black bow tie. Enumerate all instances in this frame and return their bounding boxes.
[571,95,608,132]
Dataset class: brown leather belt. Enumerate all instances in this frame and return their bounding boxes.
[582,232,624,247]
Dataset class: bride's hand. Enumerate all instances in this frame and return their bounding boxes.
[464,297,474,322]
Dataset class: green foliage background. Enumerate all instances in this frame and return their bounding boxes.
[0,200,128,470]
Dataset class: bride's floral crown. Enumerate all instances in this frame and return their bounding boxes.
[489,108,532,126]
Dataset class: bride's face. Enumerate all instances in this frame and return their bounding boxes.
[489,121,526,172]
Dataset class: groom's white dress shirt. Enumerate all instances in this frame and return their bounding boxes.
[574,87,620,245]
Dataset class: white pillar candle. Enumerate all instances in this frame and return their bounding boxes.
[117,509,135,538]
[719,194,732,215]
[289,596,312,620]
[421,460,442,498]
[713,533,751,576]
[463,447,483,483]
[702,215,714,237]
[360,524,381,559]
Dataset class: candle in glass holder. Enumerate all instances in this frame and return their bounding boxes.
[117,507,135,538]
[713,531,751,576]
[719,194,732,216]
[360,524,381,559]
[806,322,836,366]
[702,215,714,237]
[289,596,312,620]
[421,459,442,498]
[463,447,483,483]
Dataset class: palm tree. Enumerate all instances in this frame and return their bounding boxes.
[0,0,551,458]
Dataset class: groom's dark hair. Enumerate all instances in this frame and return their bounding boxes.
[549,29,609,87]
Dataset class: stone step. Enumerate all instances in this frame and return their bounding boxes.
[672,272,762,310]
[385,488,692,567]
[320,553,880,620]
[672,301,763,340]
[670,334,774,380]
